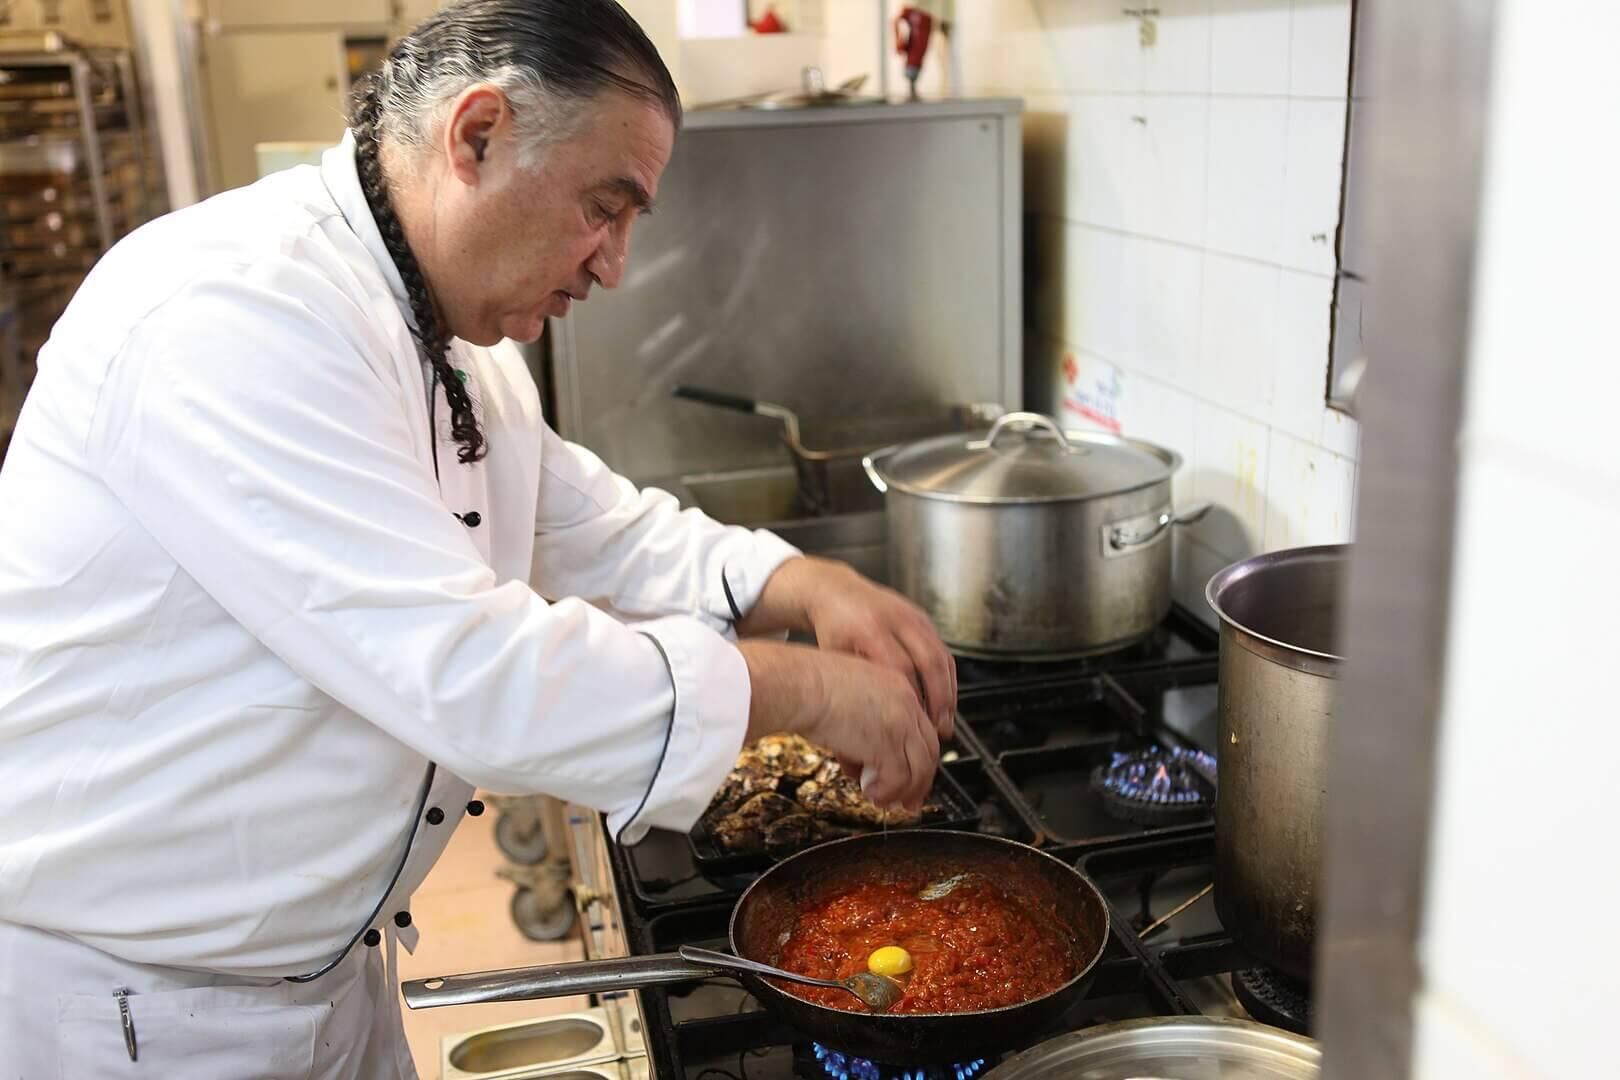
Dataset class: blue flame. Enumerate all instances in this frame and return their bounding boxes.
[810,1044,987,1080]
[1099,746,1216,805]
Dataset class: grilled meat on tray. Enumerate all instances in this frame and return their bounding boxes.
[709,757,781,814]
[710,791,800,854]
[753,733,827,778]
[761,812,853,857]
[701,734,950,855]
[795,757,924,828]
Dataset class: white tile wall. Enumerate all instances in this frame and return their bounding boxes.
[1121,236,1204,387]
[1204,97,1289,264]
[1197,253,1277,420]
[1118,374,1200,505]
[1058,220,1125,358]
[1049,222,1205,388]
[1186,399,1269,559]
[846,0,1358,625]
[1318,405,1360,459]
[1208,0,1293,96]
[1139,0,1214,95]
[1065,95,1135,232]
[1288,0,1353,98]
[1262,430,1354,548]
[1036,0,1143,94]
[1280,98,1348,274]
[1271,269,1335,442]
[1049,93,1212,246]
[1133,95,1212,246]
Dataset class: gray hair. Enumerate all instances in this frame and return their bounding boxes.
[358,0,681,173]
[347,0,679,465]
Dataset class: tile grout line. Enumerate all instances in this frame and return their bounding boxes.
[1030,212,1338,279]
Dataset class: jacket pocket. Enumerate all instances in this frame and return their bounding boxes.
[56,983,321,1079]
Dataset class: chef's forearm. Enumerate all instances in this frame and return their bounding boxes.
[736,639,824,740]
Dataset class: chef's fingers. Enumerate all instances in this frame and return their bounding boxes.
[899,705,940,812]
[864,692,926,809]
[897,620,955,740]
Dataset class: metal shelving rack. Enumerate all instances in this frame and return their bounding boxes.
[0,31,163,457]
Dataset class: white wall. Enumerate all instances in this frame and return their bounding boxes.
[1412,2,1620,1076]
[896,0,1360,622]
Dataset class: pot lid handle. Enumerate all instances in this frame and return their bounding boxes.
[967,411,1078,453]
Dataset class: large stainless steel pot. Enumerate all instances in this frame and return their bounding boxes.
[863,412,1208,658]
[985,1016,1320,1080]
[1206,544,1347,980]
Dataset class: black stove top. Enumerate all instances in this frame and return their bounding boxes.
[949,605,1217,689]
[601,607,1308,1079]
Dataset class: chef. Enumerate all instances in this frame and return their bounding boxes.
[0,1,957,1076]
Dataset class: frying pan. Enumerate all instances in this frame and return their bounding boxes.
[403,831,1111,1065]
[671,385,1003,517]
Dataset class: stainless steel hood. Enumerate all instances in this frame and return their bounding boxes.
[546,99,1023,488]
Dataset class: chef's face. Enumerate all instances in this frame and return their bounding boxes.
[418,85,674,346]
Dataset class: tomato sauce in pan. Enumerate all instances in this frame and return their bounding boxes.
[775,872,1076,1014]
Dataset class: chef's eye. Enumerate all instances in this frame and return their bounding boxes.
[591,201,618,224]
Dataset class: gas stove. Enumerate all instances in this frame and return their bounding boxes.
[587,606,1308,1079]
[948,604,1217,689]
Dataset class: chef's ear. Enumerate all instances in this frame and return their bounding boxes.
[444,83,508,184]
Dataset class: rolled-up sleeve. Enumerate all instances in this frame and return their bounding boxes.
[83,262,746,838]
[531,423,801,638]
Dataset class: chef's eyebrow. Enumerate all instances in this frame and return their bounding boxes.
[592,177,655,215]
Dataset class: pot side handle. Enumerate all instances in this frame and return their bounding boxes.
[401,953,724,1010]
[1107,501,1213,552]
[862,451,890,494]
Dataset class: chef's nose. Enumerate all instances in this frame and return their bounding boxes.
[588,225,629,290]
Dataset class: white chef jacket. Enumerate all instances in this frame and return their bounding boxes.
[0,132,798,985]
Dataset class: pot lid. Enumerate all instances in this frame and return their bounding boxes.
[984,1017,1320,1080]
[867,412,1177,503]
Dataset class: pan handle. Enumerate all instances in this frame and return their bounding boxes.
[672,384,759,414]
[673,385,802,450]
[401,953,725,1010]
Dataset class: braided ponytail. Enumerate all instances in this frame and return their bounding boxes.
[351,76,486,465]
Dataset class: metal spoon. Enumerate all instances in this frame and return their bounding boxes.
[676,946,906,1013]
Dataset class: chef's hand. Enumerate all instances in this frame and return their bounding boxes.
[736,640,939,811]
[739,557,957,738]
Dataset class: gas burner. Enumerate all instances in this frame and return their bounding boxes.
[1089,746,1216,825]
[807,1044,988,1080]
[1233,968,1313,1036]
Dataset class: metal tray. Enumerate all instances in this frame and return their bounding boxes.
[685,763,982,879]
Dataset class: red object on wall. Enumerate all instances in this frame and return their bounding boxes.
[750,6,785,33]
[893,6,933,99]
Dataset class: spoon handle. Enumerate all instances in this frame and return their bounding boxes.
[676,946,844,991]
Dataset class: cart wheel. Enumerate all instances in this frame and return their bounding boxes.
[510,886,578,942]
[495,811,549,865]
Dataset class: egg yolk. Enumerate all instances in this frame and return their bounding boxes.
[867,945,913,977]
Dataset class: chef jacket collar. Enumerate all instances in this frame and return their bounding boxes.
[321,130,416,332]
